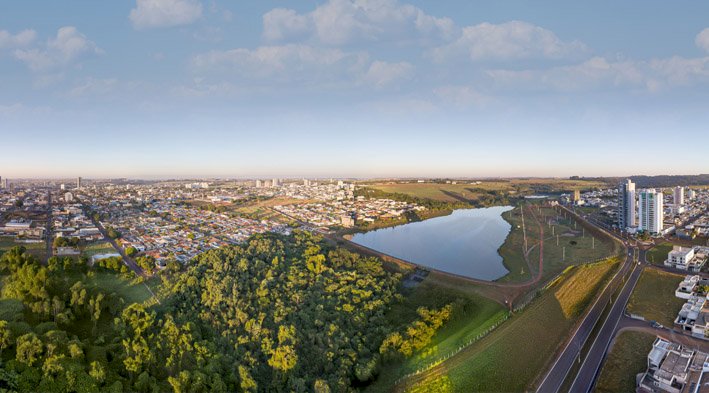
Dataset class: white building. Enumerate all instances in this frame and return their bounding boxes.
[639,188,663,235]
[666,246,708,272]
[675,275,700,299]
[64,192,74,203]
[617,179,636,230]
[687,189,696,200]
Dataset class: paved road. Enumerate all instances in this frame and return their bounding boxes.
[535,244,636,393]
[617,317,709,353]
[535,205,633,393]
[44,190,52,263]
[567,250,644,393]
[79,200,145,277]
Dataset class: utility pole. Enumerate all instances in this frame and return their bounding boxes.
[557,234,559,246]
[592,237,595,249]
[563,247,566,261]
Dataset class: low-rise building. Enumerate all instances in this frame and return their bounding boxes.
[637,337,709,393]
[665,246,708,272]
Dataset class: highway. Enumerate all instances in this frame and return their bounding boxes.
[567,250,644,393]
[535,243,636,393]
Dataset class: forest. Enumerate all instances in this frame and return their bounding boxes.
[0,231,452,392]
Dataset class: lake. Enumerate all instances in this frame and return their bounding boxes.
[350,206,514,280]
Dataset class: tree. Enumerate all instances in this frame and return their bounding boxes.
[0,320,13,357]
[125,246,138,257]
[89,361,106,384]
[15,332,43,366]
[89,293,104,333]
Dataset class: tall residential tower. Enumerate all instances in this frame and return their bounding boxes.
[639,189,664,235]
[617,179,636,230]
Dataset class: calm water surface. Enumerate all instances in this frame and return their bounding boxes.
[351,206,514,280]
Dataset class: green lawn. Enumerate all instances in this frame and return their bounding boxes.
[364,281,505,392]
[646,242,674,265]
[402,258,620,392]
[595,331,655,393]
[496,207,533,282]
[626,268,685,327]
[81,241,116,257]
[83,271,154,305]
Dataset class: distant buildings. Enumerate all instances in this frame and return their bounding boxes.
[573,189,581,203]
[618,179,636,230]
[639,188,663,235]
[77,176,82,189]
[1,177,7,189]
[255,179,262,188]
[64,192,74,203]
[674,186,685,208]
[272,178,279,188]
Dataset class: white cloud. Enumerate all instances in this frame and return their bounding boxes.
[192,44,369,81]
[486,55,709,93]
[263,0,457,45]
[0,29,36,49]
[130,0,203,30]
[431,21,588,62]
[13,26,101,71]
[695,28,709,53]
[361,60,413,87]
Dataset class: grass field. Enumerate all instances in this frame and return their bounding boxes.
[595,331,655,393]
[0,236,46,260]
[496,207,532,282]
[367,179,606,203]
[496,205,618,284]
[626,268,685,326]
[402,258,620,392]
[81,241,116,257]
[365,281,506,392]
[646,242,674,264]
[82,271,154,305]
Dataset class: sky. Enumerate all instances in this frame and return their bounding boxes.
[1,0,709,179]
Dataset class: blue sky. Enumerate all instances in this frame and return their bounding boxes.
[1,0,708,179]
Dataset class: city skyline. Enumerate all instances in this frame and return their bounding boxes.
[3,1,709,177]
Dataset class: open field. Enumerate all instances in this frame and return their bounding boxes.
[646,242,674,264]
[594,331,655,393]
[496,207,532,282]
[80,241,116,257]
[529,206,619,281]
[365,281,506,391]
[366,179,606,203]
[626,268,685,327]
[76,271,155,305]
[0,236,46,260]
[399,257,620,392]
[497,205,619,284]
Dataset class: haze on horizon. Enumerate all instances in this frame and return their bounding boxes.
[2,1,709,178]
